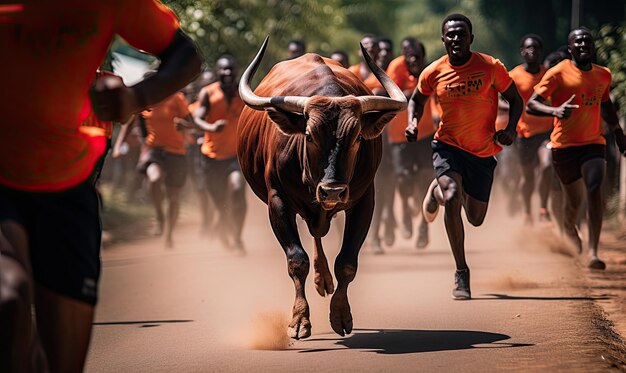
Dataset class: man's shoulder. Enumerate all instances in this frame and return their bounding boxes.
[592,63,612,76]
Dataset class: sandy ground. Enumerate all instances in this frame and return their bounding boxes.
[86,189,626,372]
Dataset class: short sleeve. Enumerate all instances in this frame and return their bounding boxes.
[174,92,190,117]
[534,69,558,100]
[601,68,612,102]
[417,64,434,96]
[386,59,405,89]
[116,0,180,55]
[492,58,513,93]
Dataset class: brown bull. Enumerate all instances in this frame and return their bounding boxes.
[237,37,406,339]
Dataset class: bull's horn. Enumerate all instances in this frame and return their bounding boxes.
[238,35,309,113]
[357,42,407,113]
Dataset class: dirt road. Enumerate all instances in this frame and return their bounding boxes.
[86,192,625,372]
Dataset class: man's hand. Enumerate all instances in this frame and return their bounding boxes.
[553,94,579,119]
[615,127,626,157]
[494,129,515,146]
[405,117,418,142]
[90,75,140,123]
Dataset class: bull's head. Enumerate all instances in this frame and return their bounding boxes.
[240,36,406,210]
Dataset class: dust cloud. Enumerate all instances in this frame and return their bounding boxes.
[244,311,292,350]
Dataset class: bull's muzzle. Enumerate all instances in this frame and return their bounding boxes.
[317,183,349,210]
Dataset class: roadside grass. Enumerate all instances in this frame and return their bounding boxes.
[99,184,152,245]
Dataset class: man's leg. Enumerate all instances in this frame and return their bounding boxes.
[581,158,606,269]
[146,163,165,236]
[519,162,536,225]
[228,170,247,251]
[0,221,47,373]
[537,143,553,222]
[414,168,432,248]
[425,171,471,299]
[164,185,182,248]
[561,179,585,254]
[35,286,94,373]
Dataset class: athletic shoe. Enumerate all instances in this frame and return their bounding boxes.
[452,268,471,300]
[422,179,440,223]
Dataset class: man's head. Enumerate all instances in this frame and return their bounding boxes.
[216,55,237,86]
[330,50,350,69]
[287,39,306,60]
[401,37,426,77]
[519,34,543,65]
[441,14,473,63]
[377,37,394,69]
[567,27,594,67]
[359,34,380,62]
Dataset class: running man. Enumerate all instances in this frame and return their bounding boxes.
[113,89,191,248]
[377,37,395,71]
[406,14,523,299]
[0,2,202,372]
[189,55,248,252]
[349,34,385,95]
[386,37,437,248]
[508,34,555,225]
[527,27,626,270]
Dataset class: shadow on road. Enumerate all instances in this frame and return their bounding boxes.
[476,294,613,301]
[93,319,194,327]
[301,328,532,354]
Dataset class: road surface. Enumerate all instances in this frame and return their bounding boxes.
[86,191,624,372]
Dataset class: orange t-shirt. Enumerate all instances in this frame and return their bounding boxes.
[142,92,189,155]
[200,82,245,160]
[509,65,554,138]
[0,0,179,192]
[534,59,611,149]
[348,64,383,92]
[418,52,513,157]
[386,55,436,143]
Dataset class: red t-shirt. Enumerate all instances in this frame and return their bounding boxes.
[534,59,611,149]
[418,52,513,157]
[0,0,179,191]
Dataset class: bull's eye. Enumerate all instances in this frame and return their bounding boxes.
[358,134,364,142]
[305,131,313,142]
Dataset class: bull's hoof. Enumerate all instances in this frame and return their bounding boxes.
[287,318,311,340]
[314,271,334,297]
[329,294,353,336]
[329,311,353,337]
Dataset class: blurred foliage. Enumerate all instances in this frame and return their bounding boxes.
[109,1,626,84]
[163,0,352,74]
[596,23,626,119]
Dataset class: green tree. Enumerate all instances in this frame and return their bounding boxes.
[164,0,351,71]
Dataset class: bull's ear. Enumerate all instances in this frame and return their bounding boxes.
[267,108,306,135]
[360,111,398,140]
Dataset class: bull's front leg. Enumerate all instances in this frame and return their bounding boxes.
[268,189,311,340]
[330,185,375,336]
[313,237,334,297]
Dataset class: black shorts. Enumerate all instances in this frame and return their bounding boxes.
[551,144,606,185]
[516,131,550,166]
[200,155,241,179]
[390,135,434,178]
[137,147,188,188]
[432,140,497,202]
[0,182,101,305]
